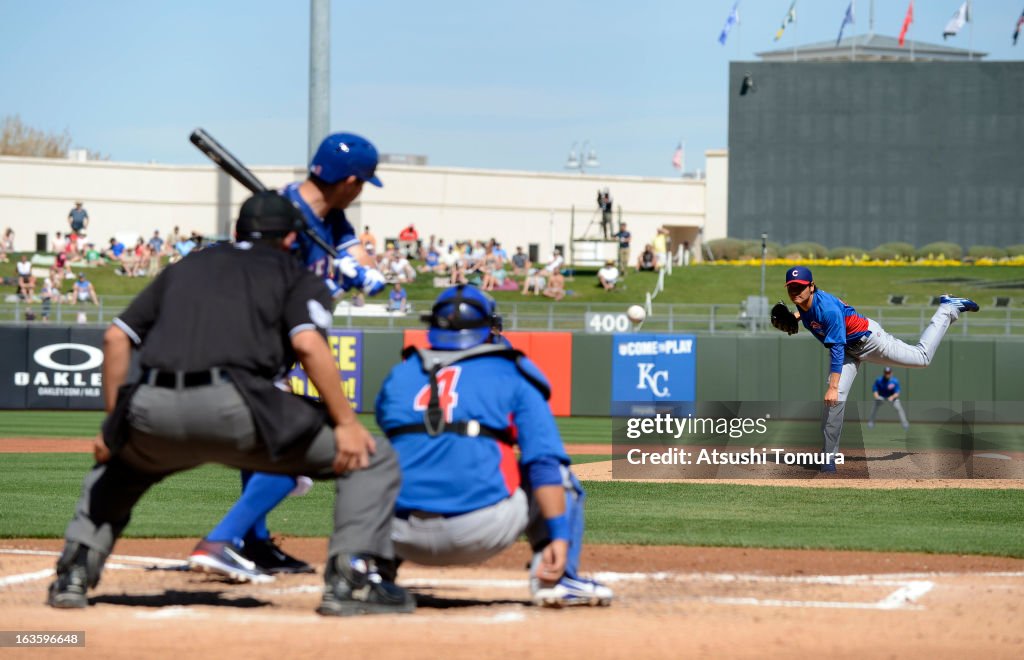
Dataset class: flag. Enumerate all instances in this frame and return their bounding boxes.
[671,143,683,171]
[774,1,797,41]
[718,2,740,46]
[899,1,913,47]
[943,2,970,40]
[836,2,854,46]
[1014,8,1024,45]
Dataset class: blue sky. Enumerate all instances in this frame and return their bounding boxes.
[1,1,1021,177]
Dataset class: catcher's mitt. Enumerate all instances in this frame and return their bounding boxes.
[770,301,799,335]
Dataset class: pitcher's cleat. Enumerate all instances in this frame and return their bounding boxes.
[939,294,979,313]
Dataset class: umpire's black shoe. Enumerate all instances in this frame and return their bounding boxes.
[317,554,416,617]
[241,538,315,575]
[47,545,92,609]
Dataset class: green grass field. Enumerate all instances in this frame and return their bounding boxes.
[3,412,1023,557]
[12,255,1024,308]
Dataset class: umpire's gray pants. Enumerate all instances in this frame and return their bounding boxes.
[64,382,400,562]
[822,304,959,455]
[391,489,531,566]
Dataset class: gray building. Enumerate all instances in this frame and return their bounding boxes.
[728,35,1023,250]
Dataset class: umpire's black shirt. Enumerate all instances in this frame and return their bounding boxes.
[113,242,335,457]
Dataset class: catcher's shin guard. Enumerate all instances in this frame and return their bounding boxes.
[47,542,107,609]
[317,554,415,617]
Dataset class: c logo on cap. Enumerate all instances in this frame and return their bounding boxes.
[792,269,799,276]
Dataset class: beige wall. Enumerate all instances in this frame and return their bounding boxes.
[0,153,728,264]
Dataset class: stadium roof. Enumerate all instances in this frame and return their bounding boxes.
[756,33,986,62]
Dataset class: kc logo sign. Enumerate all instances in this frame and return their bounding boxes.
[636,363,670,397]
[611,334,696,404]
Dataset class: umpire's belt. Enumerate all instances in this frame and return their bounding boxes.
[142,367,231,389]
[383,421,513,445]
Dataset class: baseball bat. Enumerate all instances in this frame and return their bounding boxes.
[189,128,336,257]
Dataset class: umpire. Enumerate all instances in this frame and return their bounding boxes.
[47,192,414,617]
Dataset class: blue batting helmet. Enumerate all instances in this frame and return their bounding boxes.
[309,132,382,187]
[425,285,502,350]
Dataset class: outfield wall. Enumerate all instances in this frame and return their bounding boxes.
[2,328,1021,417]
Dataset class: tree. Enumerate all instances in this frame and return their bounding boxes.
[0,115,107,160]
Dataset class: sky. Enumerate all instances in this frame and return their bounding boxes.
[2,1,1022,178]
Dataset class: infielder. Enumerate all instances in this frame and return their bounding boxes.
[772,265,978,472]
[375,285,613,607]
[867,367,909,430]
[189,133,388,580]
[48,192,413,617]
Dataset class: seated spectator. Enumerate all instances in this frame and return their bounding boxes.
[480,246,505,292]
[542,270,566,301]
[128,237,151,276]
[417,245,444,275]
[51,231,67,255]
[16,255,36,301]
[541,249,564,276]
[51,251,69,284]
[71,273,99,305]
[104,237,126,264]
[637,244,657,272]
[359,225,378,256]
[173,235,197,261]
[521,268,546,296]
[511,246,531,277]
[597,260,620,291]
[83,243,103,266]
[386,282,408,313]
[492,240,509,262]
[390,253,416,283]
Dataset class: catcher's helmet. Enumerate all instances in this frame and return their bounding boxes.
[309,132,382,187]
[235,192,304,241]
[424,285,502,350]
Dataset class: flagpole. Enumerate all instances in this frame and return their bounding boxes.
[968,0,974,60]
[793,0,798,62]
[851,0,856,61]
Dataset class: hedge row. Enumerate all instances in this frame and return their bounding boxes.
[706,239,1024,262]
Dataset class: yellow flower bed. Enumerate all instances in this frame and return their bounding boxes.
[704,257,1024,267]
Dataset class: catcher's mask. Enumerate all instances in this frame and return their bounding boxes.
[423,284,502,350]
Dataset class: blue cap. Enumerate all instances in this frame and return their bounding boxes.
[785,265,813,286]
[309,133,382,187]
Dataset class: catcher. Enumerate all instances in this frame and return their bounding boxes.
[375,285,613,607]
[772,265,978,472]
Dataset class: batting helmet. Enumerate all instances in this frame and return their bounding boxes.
[235,192,304,241]
[309,132,382,187]
[424,285,502,350]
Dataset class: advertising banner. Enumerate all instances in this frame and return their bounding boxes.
[0,326,105,410]
[287,329,363,412]
[611,334,697,414]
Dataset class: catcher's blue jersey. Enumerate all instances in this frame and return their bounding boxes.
[280,182,360,277]
[375,352,569,516]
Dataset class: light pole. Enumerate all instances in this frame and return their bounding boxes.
[565,141,599,174]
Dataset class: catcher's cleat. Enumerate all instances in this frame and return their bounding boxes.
[317,554,415,617]
[188,540,274,584]
[241,538,315,575]
[939,294,979,313]
[532,574,614,608]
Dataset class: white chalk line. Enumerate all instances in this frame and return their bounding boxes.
[4,547,1024,611]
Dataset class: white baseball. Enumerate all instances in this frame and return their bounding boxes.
[626,305,646,323]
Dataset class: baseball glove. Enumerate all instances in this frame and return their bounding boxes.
[770,302,799,335]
